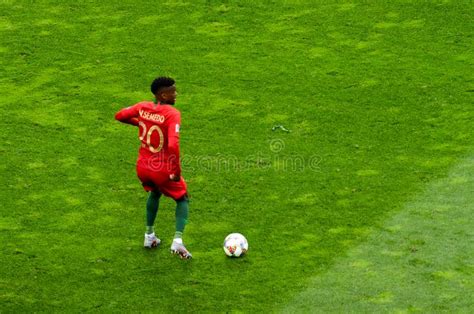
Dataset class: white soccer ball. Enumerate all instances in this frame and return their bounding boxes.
[223,233,248,257]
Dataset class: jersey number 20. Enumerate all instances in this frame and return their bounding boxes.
[139,122,164,153]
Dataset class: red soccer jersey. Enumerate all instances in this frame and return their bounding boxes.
[115,101,182,177]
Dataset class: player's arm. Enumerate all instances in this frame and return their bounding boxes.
[168,112,182,180]
[115,104,140,126]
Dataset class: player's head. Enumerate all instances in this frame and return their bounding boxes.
[151,76,177,105]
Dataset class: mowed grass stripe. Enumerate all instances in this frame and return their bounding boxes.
[284,153,474,313]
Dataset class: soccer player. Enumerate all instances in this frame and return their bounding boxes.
[115,77,192,259]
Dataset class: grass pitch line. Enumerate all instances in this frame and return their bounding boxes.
[283,154,474,313]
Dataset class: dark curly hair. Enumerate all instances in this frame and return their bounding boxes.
[150,77,175,95]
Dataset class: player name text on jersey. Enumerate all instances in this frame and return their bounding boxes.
[139,109,165,123]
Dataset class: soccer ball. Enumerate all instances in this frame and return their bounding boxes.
[223,233,248,257]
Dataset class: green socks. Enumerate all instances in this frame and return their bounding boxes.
[145,192,189,239]
[146,191,161,234]
[175,197,189,238]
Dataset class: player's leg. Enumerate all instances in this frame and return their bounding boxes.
[171,195,192,259]
[153,175,192,258]
[146,190,161,234]
[137,162,167,249]
[174,195,189,240]
[144,190,162,248]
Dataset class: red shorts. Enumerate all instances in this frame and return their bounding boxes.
[136,161,187,201]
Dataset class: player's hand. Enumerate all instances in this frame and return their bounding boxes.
[169,174,180,182]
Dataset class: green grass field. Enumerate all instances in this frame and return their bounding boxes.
[1,0,473,312]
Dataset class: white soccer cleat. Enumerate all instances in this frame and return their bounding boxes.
[144,232,161,248]
[170,240,192,259]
